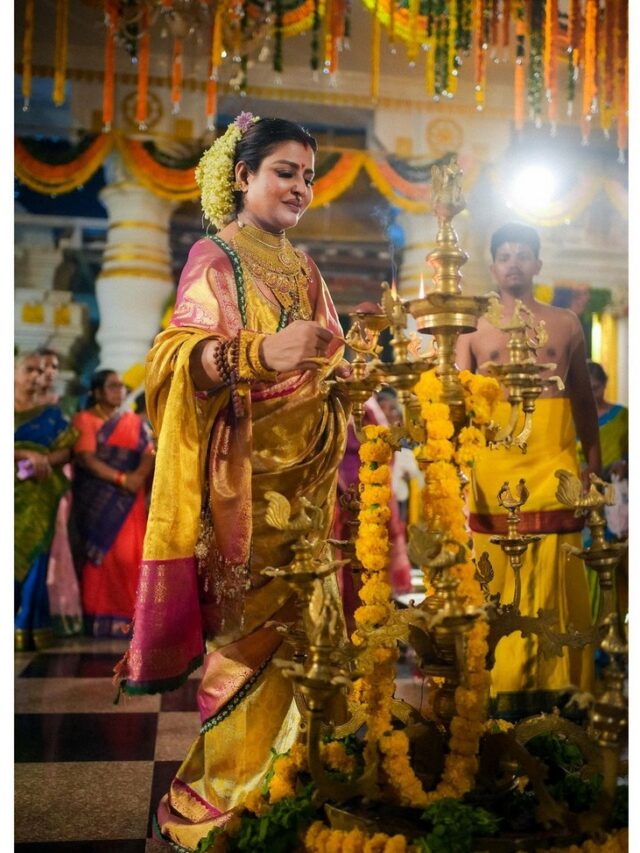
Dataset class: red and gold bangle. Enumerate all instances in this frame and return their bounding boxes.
[114,471,127,488]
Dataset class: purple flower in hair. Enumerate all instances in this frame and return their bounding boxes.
[234,112,257,133]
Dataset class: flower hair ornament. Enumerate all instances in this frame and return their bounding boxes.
[195,111,260,230]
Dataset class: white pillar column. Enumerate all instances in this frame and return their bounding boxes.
[96,158,176,372]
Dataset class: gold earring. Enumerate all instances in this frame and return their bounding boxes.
[233,180,244,192]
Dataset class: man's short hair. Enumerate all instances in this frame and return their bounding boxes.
[587,360,608,385]
[490,223,541,260]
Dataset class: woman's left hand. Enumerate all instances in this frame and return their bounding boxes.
[123,471,145,494]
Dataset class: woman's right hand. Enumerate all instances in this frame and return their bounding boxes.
[260,320,335,374]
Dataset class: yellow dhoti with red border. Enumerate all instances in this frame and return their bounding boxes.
[468,398,594,719]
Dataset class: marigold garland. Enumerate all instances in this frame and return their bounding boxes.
[102,0,118,131]
[135,7,150,129]
[22,0,35,110]
[305,821,409,852]
[53,0,69,107]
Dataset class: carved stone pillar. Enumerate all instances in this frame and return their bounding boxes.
[96,157,176,372]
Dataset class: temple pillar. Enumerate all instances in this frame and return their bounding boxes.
[96,157,176,372]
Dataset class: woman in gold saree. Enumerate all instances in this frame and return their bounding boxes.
[114,115,350,850]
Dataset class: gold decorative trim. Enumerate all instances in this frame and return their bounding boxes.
[108,220,169,233]
[103,250,171,265]
[98,266,174,282]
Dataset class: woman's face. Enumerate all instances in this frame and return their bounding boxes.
[97,373,126,408]
[236,140,315,234]
[42,354,60,388]
[15,355,44,396]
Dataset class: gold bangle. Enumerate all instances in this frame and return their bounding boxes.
[237,330,278,383]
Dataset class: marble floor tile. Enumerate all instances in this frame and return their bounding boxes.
[19,652,124,679]
[15,678,161,714]
[15,761,154,843]
[154,712,200,761]
[160,678,199,712]
[15,713,158,762]
[15,652,38,677]
[15,841,147,852]
[42,637,129,656]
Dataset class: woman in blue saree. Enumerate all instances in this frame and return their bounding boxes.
[15,352,77,651]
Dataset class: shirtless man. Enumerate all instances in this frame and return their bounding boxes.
[457,223,600,476]
[456,222,600,719]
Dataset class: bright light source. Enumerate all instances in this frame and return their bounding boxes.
[508,165,557,211]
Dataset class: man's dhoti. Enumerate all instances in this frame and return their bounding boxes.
[469,398,594,719]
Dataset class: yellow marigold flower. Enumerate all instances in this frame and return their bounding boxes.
[322,740,357,774]
[414,369,443,402]
[359,579,392,605]
[359,464,391,485]
[424,439,454,462]
[359,553,388,572]
[359,505,392,524]
[357,521,386,540]
[383,837,407,853]
[305,821,327,850]
[363,424,391,442]
[243,788,268,815]
[359,440,393,464]
[420,401,451,422]
[354,603,389,628]
[426,418,455,440]
[360,484,392,506]
[268,774,295,803]
[364,834,393,853]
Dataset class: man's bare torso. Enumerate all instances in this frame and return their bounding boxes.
[458,300,583,398]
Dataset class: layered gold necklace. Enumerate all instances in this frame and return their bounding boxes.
[230,221,312,321]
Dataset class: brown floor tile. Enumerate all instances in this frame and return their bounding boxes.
[16,713,158,762]
[159,678,199,712]
[154,711,200,761]
[15,678,161,714]
[15,652,38,677]
[145,840,168,853]
[42,637,129,656]
[19,652,124,679]
[15,761,154,843]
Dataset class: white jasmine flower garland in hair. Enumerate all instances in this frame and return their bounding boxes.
[195,112,260,229]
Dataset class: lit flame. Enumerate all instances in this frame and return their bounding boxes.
[419,272,425,299]
[391,278,398,297]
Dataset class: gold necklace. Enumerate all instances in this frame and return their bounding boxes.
[93,403,114,421]
[231,222,312,321]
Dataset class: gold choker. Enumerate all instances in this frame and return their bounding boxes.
[231,223,312,321]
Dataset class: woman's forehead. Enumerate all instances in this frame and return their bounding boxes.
[263,140,315,169]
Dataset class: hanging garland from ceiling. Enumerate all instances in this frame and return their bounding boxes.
[17,1,627,157]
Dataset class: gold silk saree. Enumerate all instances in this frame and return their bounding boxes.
[114,235,349,849]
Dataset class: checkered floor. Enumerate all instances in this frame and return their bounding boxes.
[14,630,425,850]
[14,636,201,851]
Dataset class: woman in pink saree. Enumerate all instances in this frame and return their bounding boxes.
[114,116,351,850]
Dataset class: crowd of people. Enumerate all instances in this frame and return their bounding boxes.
[14,114,627,852]
[14,353,154,650]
